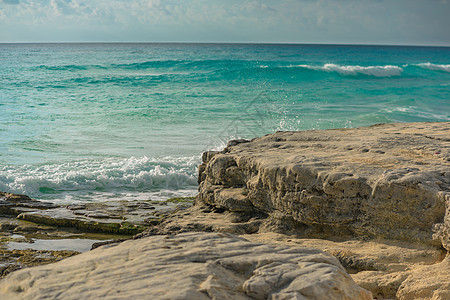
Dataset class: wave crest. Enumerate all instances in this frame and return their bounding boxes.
[295,64,403,77]
[416,63,450,72]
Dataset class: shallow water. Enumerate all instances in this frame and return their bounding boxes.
[6,237,104,253]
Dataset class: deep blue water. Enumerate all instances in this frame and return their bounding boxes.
[1,43,449,203]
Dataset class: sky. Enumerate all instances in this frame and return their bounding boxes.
[0,0,449,45]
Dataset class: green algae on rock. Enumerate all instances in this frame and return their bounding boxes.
[1,192,194,235]
[0,248,79,279]
[17,210,146,235]
[0,193,195,279]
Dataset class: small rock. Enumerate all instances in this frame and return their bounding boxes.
[84,211,110,219]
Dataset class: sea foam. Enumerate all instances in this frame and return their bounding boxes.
[0,156,199,202]
[294,64,403,77]
[416,63,450,72]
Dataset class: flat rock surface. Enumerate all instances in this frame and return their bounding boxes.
[138,205,448,299]
[0,192,193,277]
[0,216,129,279]
[0,232,372,300]
[198,122,450,248]
[1,191,193,235]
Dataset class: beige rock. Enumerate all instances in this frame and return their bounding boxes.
[132,122,450,299]
[137,205,448,299]
[396,255,450,300]
[197,122,450,248]
[432,192,450,250]
[241,232,446,299]
[0,232,371,300]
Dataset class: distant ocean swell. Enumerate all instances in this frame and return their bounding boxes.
[32,61,450,81]
[289,64,403,77]
[0,156,199,202]
[35,60,450,76]
[261,63,450,77]
[9,61,447,93]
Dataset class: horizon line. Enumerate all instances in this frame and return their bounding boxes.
[1,41,449,48]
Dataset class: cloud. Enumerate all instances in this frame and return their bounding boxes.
[2,0,20,4]
[0,0,449,45]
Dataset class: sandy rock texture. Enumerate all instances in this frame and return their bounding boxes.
[396,255,450,300]
[0,232,371,300]
[243,232,448,300]
[137,205,448,299]
[132,122,449,299]
[198,122,450,248]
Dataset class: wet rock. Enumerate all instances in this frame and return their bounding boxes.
[66,204,86,210]
[17,208,146,235]
[0,195,194,279]
[0,215,128,275]
[0,194,194,235]
[0,192,58,216]
[0,248,78,279]
[83,211,111,219]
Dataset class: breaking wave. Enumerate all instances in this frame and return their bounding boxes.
[415,63,450,72]
[0,156,200,203]
[292,64,403,77]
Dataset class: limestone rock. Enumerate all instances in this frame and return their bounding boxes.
[0,232,372,300]
[432,192,450,251]
[396,255,450,300]
[197,122,450,248]
[240,232,446,299]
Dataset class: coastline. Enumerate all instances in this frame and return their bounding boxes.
[1,122,449,299]
[0,193,193,279]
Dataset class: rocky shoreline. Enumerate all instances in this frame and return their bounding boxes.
[0,191,193,279]
[0,122,449,299]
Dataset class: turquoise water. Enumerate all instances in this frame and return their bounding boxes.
[1,43,449,203]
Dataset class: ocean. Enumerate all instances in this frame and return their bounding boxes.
[1,43,449,204]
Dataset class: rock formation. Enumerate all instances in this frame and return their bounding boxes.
[197,122,450,249]
[135,203,448,299]
[0,232,372,300]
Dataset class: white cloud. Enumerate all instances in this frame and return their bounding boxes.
[1,0,20,4]
[0,0,449,45]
